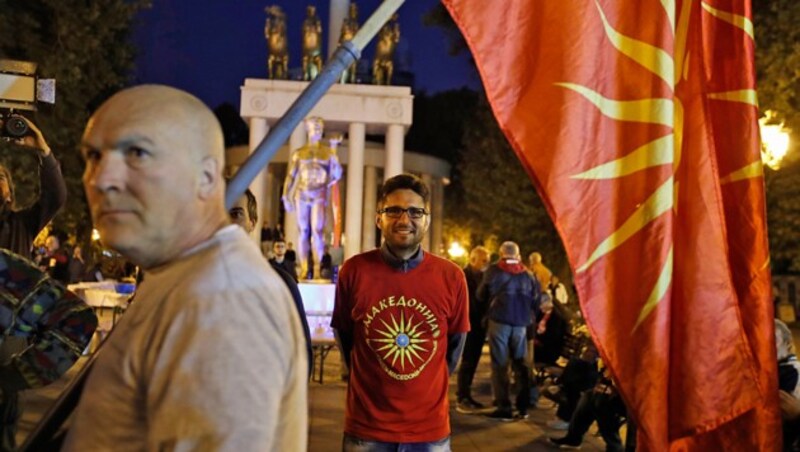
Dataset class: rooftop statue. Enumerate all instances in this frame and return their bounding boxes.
[264,5,288,80]
[373,12,400,85]
[338,3,360,84]
[302,5,323,81]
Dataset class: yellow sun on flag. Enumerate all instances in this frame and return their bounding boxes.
[371,311,430,370]
[556,0,757,332]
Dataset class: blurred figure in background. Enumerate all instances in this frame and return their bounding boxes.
[456,245,490,413]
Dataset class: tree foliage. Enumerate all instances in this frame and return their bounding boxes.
[753,0,800,134]
[753,0,800,273]
[406,88,478,164]
[450,99,568,276]
[766,162,800,273]
[422,5,567,276]
[0,0,150,242]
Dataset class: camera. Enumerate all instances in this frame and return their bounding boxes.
[0,111,29,138]
[0,59,55,141]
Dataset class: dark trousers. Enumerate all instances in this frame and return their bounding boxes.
[556,385,583,422]
[456,322,486,400]
[1,392,19,452]
[564,390,627,452]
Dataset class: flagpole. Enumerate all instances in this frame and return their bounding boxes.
[225,0,406,209]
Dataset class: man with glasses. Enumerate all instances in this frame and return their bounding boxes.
[332,173,469,451]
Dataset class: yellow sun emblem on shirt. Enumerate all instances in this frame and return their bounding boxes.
[371,311,430,371]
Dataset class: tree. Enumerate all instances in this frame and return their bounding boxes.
[766,161,800,273]
[452,98,567,275]
[753,0,800,135]
[406,88,478,165]
[420,5,567,275]
[0,0,150,244]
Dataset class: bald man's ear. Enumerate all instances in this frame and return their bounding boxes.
[198,156,221,199]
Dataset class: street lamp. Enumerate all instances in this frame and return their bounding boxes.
[448,241,466,259]
[759,111,791,170]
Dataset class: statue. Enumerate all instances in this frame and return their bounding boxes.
[372,12,400,85]
[264,6,288,80]
[338,3,360,84]
[302,5,323,81]
[282,117,343,279]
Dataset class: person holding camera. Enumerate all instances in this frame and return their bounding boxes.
[0,117,67,257]
[0,117,68,450]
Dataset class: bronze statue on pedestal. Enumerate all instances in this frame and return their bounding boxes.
[282,117,342,279]
[265,6,288,80]
[373,12,400,85]
[302,6,323,81]
[339,3,360,84]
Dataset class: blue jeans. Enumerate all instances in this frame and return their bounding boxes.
[342,434,451,452]
[487,320,530,413]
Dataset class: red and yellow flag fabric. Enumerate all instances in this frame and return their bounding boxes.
[442,0,779,449]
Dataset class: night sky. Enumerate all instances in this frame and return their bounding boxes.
[132,0,479,110]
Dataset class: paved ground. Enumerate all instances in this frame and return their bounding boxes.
[307,345,608,451]
[16,344,609,451]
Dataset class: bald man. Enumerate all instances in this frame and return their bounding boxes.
[63,85,308,451]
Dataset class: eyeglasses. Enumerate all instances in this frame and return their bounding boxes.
[378,206,429,219]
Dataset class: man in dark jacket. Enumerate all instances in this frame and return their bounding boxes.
[456,245,490,413]
[478,241,542,421]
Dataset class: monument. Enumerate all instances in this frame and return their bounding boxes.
[282,117,343,279]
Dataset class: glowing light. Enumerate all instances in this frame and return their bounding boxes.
[447,242,466,259]
[91,229,101,242]
[759,112,791,170]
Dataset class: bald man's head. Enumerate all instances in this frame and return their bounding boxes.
[81,85,228,269]
[88,85,224,163]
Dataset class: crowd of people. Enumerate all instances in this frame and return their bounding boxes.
[448,238,638,451]
[0,83,797,452]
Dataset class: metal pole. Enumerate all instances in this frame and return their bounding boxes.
[225,0,406,209]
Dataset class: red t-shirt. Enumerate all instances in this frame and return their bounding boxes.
[331,249,469,443]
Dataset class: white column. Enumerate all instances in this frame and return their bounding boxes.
[248,118,269,243]
[284,124,306,252]
[263,168,275,227]
[385,124,404,178]
[420,173,432,252]
[328,0,350,58]
[431,178,444,256]
[361,165,378,251]
[345,122,366,260]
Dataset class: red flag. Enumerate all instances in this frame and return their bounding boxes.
[442,0,779,449]
[675,1,780,450]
